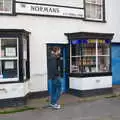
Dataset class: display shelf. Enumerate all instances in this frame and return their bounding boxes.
[0,57,18,60]
[70,39,111,74]
[82,55,96,56]
[0,78,18,82]
[71,56,82,57]
[97,55,110,57]
[82,64,96,66]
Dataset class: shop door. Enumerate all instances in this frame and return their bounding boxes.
[112,44,120,85]
[47,44,69,93]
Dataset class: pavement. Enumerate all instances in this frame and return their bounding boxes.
[0,86,120,120]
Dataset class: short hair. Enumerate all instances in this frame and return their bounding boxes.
[52,46,60,52]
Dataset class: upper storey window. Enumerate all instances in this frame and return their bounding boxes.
[85,0,105,21]
[0,0,13,14]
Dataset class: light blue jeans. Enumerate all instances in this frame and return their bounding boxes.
[50,77,61,105]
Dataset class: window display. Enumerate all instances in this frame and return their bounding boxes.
[0,29,30,83]
[70,39,110,74]
[0,38,18,80]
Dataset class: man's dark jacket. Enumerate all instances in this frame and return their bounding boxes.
[47,51,58,80]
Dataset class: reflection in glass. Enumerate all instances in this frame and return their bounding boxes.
[98,56,110,72]
[70,39,111,74]
[1,39,17,57]
[2,60,18,78]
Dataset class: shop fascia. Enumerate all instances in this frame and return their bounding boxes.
[16,2,84,18]
[31,5,60,13]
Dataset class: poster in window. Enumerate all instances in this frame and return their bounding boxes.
[5,47,16,57]
[5,61,14,69]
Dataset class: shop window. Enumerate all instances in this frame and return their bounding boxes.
[70,39,110,73]
[0,29,30,83]
[0,0,13,13]
[85,0,105,21]
[0,38,19,81]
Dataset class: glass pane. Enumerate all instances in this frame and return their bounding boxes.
[98,56,110,72]
[82,39,96,56]
[96,0,103,5]
[70,57,82,73]
[85,0,103,20]
[82,40,96,73]
[1,39,17,57]
[82,56,96,73]
[2,60,18,78]
[4,0,12,12]
[23,39,27,60]
[71,40,82,56]
[98,40,110,55]
[97,6,102,19]
[86,3,102,19]
[0,0,3,11]
[23,39,27,79]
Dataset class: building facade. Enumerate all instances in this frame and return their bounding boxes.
[0,0,120,107]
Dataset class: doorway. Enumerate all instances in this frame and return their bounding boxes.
[47,44,69,93]
[112,43,120,85]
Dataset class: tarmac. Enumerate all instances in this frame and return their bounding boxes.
[0,85,120,120]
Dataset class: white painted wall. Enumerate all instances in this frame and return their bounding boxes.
[0,81,31,99]
[0,83,25,99]
[0,0,119,99]
[70,76,112,90]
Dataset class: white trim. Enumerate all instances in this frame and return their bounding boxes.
[0,78,19,82]
[71,56,82,57]
[0,57,18,60]
[82,55,96,57]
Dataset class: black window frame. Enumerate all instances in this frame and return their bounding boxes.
[84,0,106,22]
[0,29,30,84]
[65,32,114,78]
[0,0,15,15]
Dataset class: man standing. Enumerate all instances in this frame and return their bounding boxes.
[47,46,62,109]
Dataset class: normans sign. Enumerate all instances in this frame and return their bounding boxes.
[16,2,84,18]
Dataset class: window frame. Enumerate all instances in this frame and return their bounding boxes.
[84,0,106,22]
[0,0,14,15]
[0,29,30,84]
[70,39,111,74]
[0,37,19,82]
[65,32,114,78]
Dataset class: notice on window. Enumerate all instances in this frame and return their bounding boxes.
[0,74,3,79]
[5,61,14,69]
[5,48,16,57]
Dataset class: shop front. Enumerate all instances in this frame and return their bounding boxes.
[0,0,118,108]
[0,29,30,107]
[0,30,115,107]
[65,32,114,97]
